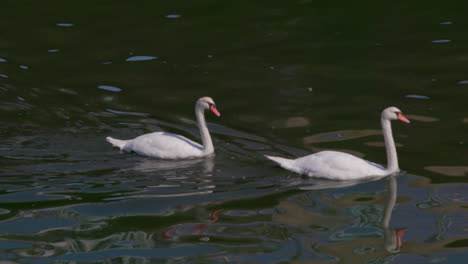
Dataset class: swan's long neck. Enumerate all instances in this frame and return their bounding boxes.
[195,104,214,155]
[381,117,399,172]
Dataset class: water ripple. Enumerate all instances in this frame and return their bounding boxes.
[425,166,468,177]
[165,14,182,19]
[125,56,158,62]
[432,40,451,43]
[56,23,74,27]
[105,108,150,117]
[303,130,380,144]
[405,94,430,99]
[98,85,122,92]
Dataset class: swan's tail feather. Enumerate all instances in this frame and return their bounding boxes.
[265,155,295,170]
[106,137,127,150]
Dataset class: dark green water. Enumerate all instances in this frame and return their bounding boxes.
[1,0,467,263]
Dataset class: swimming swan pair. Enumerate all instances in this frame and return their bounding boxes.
[106,96,410,180]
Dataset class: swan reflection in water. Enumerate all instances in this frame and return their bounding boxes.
[274,175,407,262]
[131,155,215,174]
[382,176,407,253]
[325,176,407,255]
[126,156,217,199]
[296,176,386,191]
[317,175,407,260]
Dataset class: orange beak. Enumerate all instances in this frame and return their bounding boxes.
[397,113,410,123]
[209,105,221,117]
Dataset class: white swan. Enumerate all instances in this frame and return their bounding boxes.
[106,97,220,159]
[266,106,410,180]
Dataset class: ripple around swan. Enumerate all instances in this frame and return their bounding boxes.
[130,157,215,172]
[303,130,381,144]
[0,101,34,111]
[178,117,267,142]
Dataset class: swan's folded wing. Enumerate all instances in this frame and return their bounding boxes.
[125,132,204,158]
[294,151,386,179]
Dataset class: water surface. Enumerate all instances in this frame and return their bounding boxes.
[0,0,467,263]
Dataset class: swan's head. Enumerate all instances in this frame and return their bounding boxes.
[197,96,221,117]
[382,106,410,123]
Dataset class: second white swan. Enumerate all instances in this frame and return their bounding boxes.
[266,106,410,180]
[106,96,220,159]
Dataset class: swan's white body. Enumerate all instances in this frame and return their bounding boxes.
[107,132,206,159]
[106,97,220,159]
[266,107,410,180]
[266,151,387,180]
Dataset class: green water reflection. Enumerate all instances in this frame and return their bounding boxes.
[0,0,467,263]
